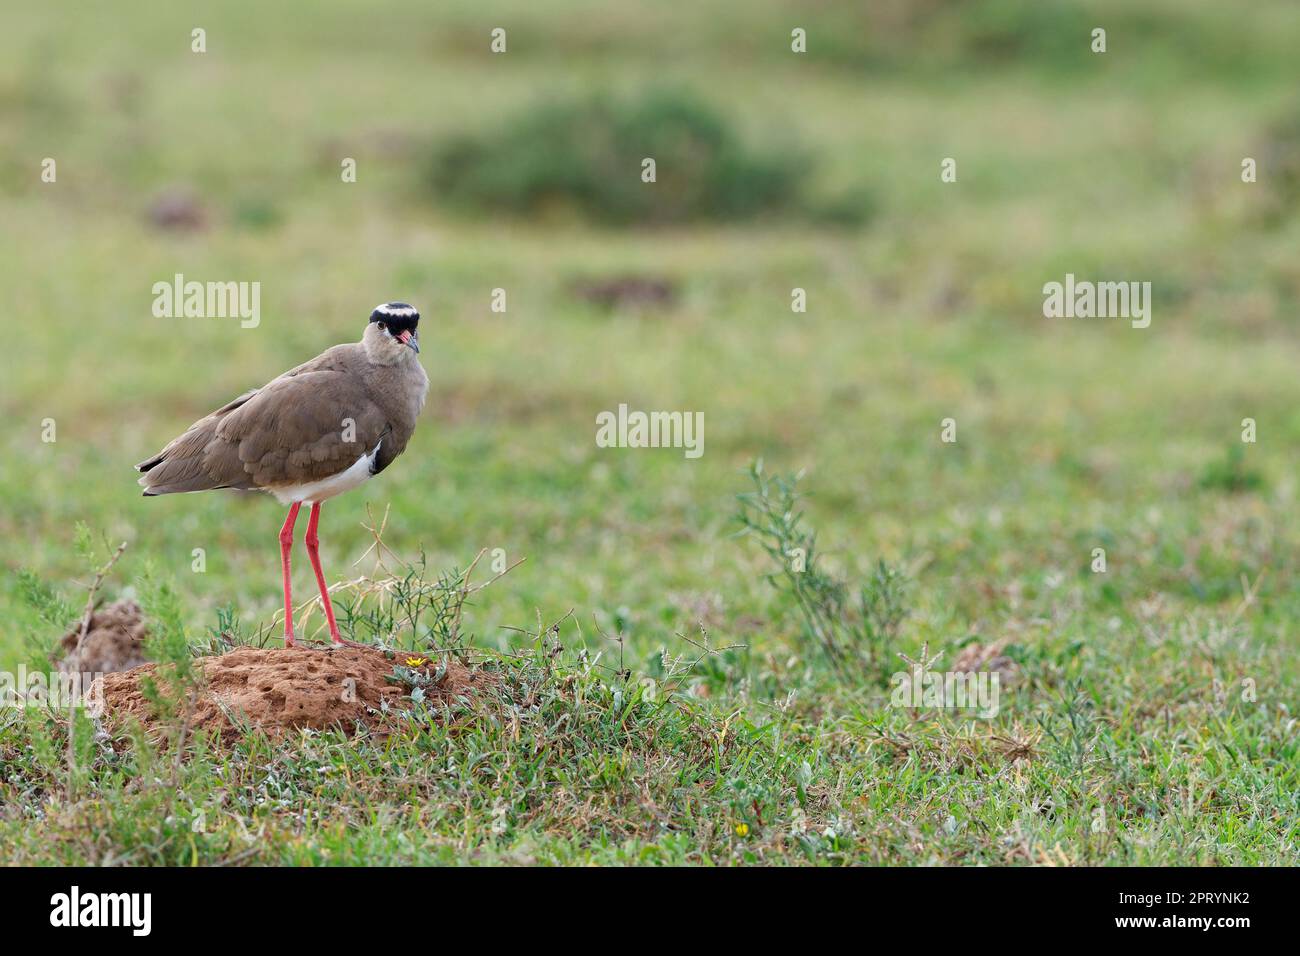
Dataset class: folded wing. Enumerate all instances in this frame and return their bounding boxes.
[137,357,391,496]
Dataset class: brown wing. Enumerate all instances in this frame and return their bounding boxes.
[135,390,259,494]
[216,370,391,488]
[137,347,391,495]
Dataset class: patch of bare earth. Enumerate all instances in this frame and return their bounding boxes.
[56,598,151,676]
[570,275,677,310]
[951,638,1018,683]
[94,646,495,743]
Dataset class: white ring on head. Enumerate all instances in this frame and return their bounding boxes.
[374,302,419,318]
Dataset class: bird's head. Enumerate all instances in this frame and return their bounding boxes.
[364,301,421,363]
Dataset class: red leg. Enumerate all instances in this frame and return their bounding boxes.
[304,501,365,648]
[279,502,302,647]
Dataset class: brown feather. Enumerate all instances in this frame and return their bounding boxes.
[137,337,427,498]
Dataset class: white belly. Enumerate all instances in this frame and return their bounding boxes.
[269,442,380,505]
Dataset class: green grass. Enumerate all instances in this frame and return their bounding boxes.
[1,0,1298,865]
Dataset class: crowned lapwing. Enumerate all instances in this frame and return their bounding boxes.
[136,302,429,647]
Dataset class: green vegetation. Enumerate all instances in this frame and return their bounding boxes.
[1,0,1298,865]
[430,88,826,225]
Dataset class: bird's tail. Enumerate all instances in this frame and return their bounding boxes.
[136,420,227,496]
[137,389,259,496]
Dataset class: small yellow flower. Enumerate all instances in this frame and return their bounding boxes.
[405,656,428,667]
[735,822,750,837]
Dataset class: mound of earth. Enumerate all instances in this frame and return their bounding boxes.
[56,598,151,677]
[94,645,494,743]
[952,638,1018,682]
[571,275,677,310]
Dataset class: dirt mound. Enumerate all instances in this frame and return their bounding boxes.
[571,275,677,310]
[952,638,1018,682]
[146,186,207,232]
[56,599,151,677]
[94,645,494,743]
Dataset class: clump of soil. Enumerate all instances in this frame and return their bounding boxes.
[56,599,151,677]
[146,187,207,231]
[571,275,677,310]
[94,645,495,744]
[952,638,1018,683]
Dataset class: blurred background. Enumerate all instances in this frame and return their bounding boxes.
[3,0,1300,670]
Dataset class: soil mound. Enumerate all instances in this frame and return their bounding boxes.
[952,638,1018,682]
[94,645,494,742]
[57,599,151,677]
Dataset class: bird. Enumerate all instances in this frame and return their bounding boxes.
[135,302,429,648]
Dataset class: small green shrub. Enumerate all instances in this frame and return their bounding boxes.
[429,89,834,225]
[735,461,909,681]
[1198,444,1264,494]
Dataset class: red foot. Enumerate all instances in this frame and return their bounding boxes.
[331,636,370,649]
